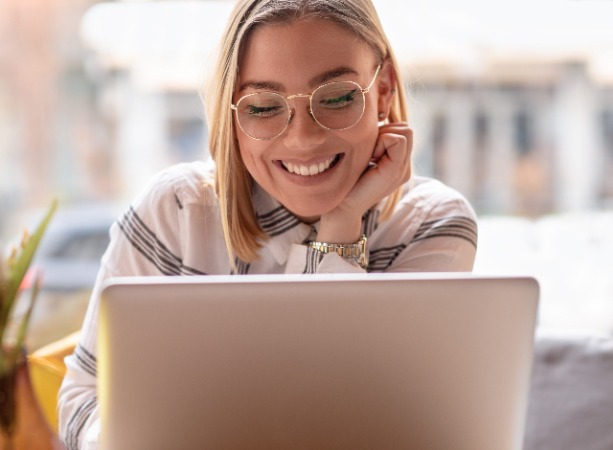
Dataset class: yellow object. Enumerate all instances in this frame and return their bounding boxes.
[27,331,80,434]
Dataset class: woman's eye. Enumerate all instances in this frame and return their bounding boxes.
[247,105,282,117]
[320,90,357,109]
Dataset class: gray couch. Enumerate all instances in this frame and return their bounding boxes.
[525,331,613,450]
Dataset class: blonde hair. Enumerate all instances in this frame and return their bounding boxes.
[205,0,409,265]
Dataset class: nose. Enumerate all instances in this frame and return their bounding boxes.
[282,103,326,150]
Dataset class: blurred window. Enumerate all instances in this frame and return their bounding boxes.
[431,113,447,179]
[169,118,207,162]
[473,111,488,200]
[514,110,533,156]
[602,109,613,155]
[474,112,488,148]
[50,231,110,261]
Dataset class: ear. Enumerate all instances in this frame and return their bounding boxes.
[375,58,397,122]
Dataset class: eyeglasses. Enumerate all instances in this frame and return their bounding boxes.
[231,65,381,140]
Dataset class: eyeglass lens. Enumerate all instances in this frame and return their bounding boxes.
[235,81,365,140]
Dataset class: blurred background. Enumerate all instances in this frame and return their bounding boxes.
[1,0,612,349]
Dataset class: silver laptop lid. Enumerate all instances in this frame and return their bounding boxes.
[98,273,539,450]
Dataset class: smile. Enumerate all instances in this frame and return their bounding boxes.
[280,154,341,176]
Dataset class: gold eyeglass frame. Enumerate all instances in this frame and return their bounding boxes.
[231,65,381,141]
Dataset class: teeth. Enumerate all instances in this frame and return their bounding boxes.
[282,155,337,176]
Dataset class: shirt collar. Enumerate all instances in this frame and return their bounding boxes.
[252,184,313,265]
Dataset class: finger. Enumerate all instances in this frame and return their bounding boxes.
[375,134,412,183]
[371,127,413,184]
[379,133,407,161]
[380,125,412,146]
[388,127,413,166]
[371,138,387,162]
[378,122,410,135]
[383,135,408,167]
[376,123,411,151]
[379,121,409,129]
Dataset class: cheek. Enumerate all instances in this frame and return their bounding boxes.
[237,136,272,179]
[349,110,380,158]
[236,130,258,163]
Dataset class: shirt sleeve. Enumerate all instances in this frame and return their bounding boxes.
[384,191,478,273]
[57,263,107,450]
[386,232,476,272]
[58,166,188,450]
[57,217,161,450]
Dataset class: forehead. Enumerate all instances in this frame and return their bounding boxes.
[238,19,377,89]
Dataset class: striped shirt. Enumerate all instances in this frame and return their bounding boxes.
[58,161,478,450]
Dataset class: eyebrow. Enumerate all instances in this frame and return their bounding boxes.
[238,66,359,93]
[309,66,359,86]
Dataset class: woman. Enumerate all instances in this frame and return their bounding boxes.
[59,0,478,448]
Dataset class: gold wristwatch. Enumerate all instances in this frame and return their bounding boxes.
[308,235,368,269]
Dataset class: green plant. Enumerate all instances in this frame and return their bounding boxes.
[0,200,57,443]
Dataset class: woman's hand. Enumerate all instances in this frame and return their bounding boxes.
[317,122,413,243]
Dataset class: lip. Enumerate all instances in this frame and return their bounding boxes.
[277,154,338,166]
[274,153,344,183]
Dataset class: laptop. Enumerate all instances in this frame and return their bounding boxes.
[97,273,539,450]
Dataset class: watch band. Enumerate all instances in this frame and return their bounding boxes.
[308,235,368,269]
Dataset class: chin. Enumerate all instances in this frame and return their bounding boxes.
[283,198,339,222]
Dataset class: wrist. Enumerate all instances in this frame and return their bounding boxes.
[308,235,368,269]
[317,210,362,243]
